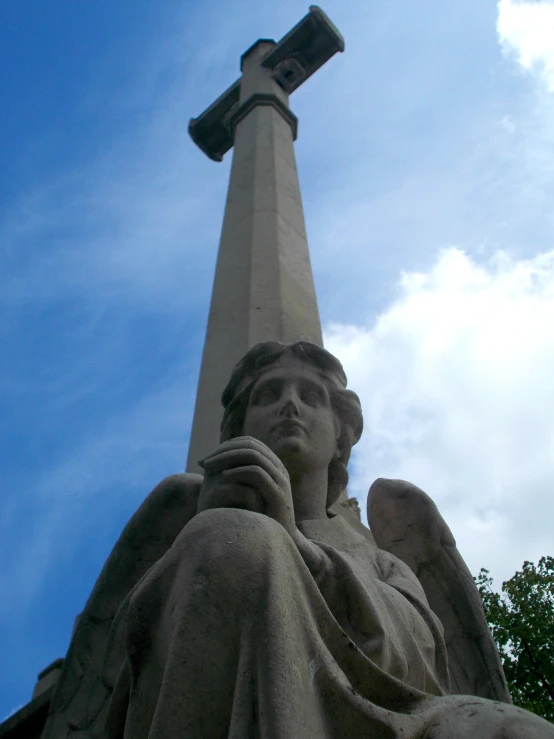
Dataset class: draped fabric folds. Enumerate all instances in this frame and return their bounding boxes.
[101,508,552,739]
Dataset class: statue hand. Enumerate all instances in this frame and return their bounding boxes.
[197,436,296,537]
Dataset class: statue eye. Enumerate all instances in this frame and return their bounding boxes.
[302,390,321,406]
[256,388,277,405]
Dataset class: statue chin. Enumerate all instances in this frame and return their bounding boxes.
[268,433,314,468]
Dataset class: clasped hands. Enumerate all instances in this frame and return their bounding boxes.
[197,436,296,537]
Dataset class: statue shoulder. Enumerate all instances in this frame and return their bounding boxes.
[118,472,203,556]
[143,472,203,516]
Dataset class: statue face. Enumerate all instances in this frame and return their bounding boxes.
[242,354,340,474]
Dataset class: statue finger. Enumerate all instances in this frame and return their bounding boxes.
[199,436,278,466]
[221,464,276,494]
[202,448,284,484]
[228,436,288,472]
[202,447,267,471]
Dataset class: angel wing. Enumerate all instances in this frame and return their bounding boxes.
[367,477,511,702]
[42,473,203,739]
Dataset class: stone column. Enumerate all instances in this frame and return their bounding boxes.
[186,41,323,472]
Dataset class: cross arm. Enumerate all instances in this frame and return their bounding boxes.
[260,5,344,94]
[188,6,344,162]
[188,79,240,162]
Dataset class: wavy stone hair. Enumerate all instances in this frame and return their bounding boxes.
[220,341,363,508]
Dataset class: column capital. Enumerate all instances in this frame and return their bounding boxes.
[230,93,298,140]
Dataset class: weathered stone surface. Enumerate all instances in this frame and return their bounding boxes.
[42,342,554,738]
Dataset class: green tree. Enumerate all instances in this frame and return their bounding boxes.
[475,556,554,722]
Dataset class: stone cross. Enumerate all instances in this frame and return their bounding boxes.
[186,6,344,471]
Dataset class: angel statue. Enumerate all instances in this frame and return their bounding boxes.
[43,341,554,738]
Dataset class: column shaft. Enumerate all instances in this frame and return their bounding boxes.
[186,84,322,471]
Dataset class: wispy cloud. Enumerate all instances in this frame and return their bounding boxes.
[0,108,224,320]
[0,360,196,619]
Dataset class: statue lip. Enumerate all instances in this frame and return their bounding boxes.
[271,419,306,433]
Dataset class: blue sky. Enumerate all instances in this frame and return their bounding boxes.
[1,0,554,719]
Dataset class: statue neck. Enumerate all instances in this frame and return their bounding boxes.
[288,467,329,522]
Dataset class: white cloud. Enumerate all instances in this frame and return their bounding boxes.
[325,247,554,586]
[497,0,554,91]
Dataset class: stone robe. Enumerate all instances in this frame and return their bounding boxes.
[43,475,554,738]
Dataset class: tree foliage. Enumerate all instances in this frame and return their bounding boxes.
[475,556,554,722]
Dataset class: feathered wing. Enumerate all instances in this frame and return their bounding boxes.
[42,473,203,739]
[367,477,511,703]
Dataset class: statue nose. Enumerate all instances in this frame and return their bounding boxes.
[279,396,300,417]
